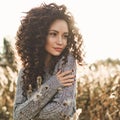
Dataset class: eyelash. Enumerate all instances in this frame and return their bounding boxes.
[63,35,69,39]
[48,32,69,39]
[49,32,57,36]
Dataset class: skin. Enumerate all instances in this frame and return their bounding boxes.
[45,19,75,87]
[45,19,68,57]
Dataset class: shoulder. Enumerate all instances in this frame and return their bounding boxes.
[59,53,76,65]
[67,53,75,62]
[17,68,25,84]
[18,68,24,77]
[56,53,76,70]
[57,53,75,64]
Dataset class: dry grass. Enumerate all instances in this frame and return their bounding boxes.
[76,59,120,120]
[0,57,120,120]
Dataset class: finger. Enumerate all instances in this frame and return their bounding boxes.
[63,83,73,87]
[61,79,74,84]
[56,70,62,75]
[62,75,75,80]
[59,70,72,77]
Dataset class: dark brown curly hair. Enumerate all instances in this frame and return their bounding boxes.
[16,3,84,96]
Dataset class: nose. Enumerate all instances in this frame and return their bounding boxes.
[57,36,63,44]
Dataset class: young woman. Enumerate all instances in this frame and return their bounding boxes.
[13,3,84,120]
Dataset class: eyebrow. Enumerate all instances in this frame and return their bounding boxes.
[48,30,69,34]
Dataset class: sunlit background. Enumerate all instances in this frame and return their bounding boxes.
[0,1,120,119]
[0,0,120,63]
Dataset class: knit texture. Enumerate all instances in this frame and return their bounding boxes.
[13,54,76,120]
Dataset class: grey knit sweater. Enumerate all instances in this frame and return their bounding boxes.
[13,54,76,120]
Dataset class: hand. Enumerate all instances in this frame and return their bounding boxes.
[56,70,75,87]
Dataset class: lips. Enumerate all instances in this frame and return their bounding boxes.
[54,48,63,52]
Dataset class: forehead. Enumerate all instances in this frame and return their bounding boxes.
[49,19,69,32]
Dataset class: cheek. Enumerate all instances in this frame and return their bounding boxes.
[45,42,50,51]
[64,41,67,48]
[45,38,53,50]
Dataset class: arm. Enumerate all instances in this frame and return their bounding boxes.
[37,54,76,120]
[13,69,63,120]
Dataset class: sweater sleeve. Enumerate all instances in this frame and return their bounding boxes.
[13,69,63,120]
[36,54,76,120]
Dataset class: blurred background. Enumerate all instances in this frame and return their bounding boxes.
[0,0,120,120]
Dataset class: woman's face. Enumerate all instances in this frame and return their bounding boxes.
[45,19,69,56]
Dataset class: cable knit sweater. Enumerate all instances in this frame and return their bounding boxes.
[13,54,77,120]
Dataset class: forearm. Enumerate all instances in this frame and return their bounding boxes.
[13,75,63,120]
[36,81,76,120]
[36,53,77,120]
[37,99,75,120]
[37,72,76,119]
[13,54,76,120]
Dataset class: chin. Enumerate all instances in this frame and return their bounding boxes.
[51,52,62,56]
[52,54,61,56]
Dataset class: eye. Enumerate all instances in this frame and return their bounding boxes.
[63,34,69,40]
[49,32,57,37]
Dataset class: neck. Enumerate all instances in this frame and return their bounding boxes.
[45,54,52,68]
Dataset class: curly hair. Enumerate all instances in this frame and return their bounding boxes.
[16,3,84,96]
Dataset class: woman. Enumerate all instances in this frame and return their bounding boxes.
[13,3,83,120]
